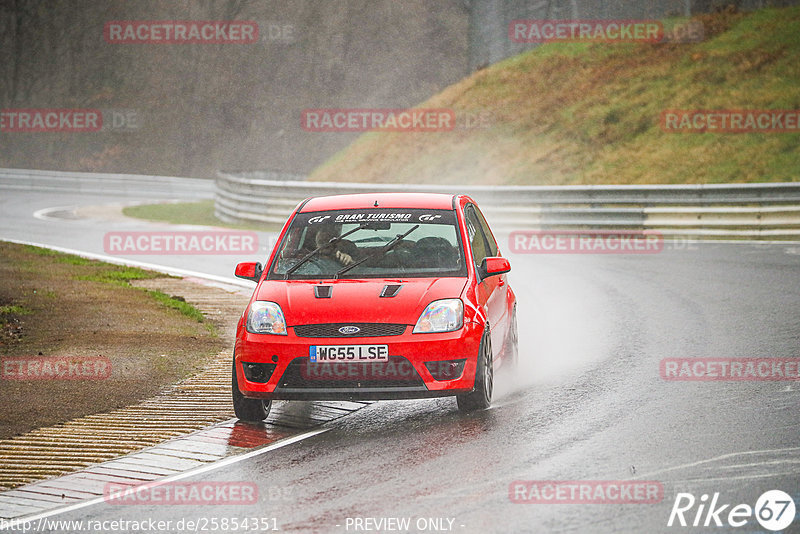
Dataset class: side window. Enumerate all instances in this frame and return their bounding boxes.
[464,205,489,266]
[473,206,498,257]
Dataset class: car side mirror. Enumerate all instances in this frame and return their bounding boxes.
[235,262,263,282]
[480,257,511,278]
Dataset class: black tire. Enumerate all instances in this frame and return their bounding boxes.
[457,328,493,412]
[232,359,272,422]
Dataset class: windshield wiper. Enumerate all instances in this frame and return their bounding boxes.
[335,225,419,279]
[285,224,367,278]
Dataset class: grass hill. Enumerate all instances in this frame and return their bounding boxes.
[309,7,800,185]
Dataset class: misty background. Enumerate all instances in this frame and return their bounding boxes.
[1,0,797,179]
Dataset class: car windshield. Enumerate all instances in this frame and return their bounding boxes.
[269,208,466,280]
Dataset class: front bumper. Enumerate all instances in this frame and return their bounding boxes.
[234,321,482,401]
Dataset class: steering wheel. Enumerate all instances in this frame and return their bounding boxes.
[304,255,340,274]
[384,248,414,269]
[283,254,340,276]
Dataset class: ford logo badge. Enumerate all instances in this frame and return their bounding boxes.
[338,326,361,335]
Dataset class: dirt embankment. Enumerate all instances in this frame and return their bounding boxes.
[0,242,227,439]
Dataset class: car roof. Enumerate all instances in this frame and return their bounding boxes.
[300,192,456,212]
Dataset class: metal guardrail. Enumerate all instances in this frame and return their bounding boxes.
[0,168,214,199]
[216,171,800,239]
[2,168,797,238]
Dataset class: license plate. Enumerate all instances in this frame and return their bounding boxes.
[309,345,389,363]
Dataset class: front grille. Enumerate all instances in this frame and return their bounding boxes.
[278,356,425,389]
[293,323,407,338]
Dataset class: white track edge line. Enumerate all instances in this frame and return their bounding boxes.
[1,428,329,526]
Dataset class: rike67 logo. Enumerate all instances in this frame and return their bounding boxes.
[668,490,796,531]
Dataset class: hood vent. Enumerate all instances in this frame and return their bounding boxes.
[380,284,403,298]
[314,285,332,298]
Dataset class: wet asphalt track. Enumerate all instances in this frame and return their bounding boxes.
[1,189,799,533]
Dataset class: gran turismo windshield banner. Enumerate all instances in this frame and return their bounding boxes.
[296,208,457,226]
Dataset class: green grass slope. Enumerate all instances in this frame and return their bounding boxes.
[309,7,800,185]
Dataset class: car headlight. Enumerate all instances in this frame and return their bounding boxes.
[413,299,463,334]
[246,301,288,335]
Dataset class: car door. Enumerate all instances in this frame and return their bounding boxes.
[464,204,508,354]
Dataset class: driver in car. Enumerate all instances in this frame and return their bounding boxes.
[314,224,358,266]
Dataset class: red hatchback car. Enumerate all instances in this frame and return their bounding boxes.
[232,193,517,421]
